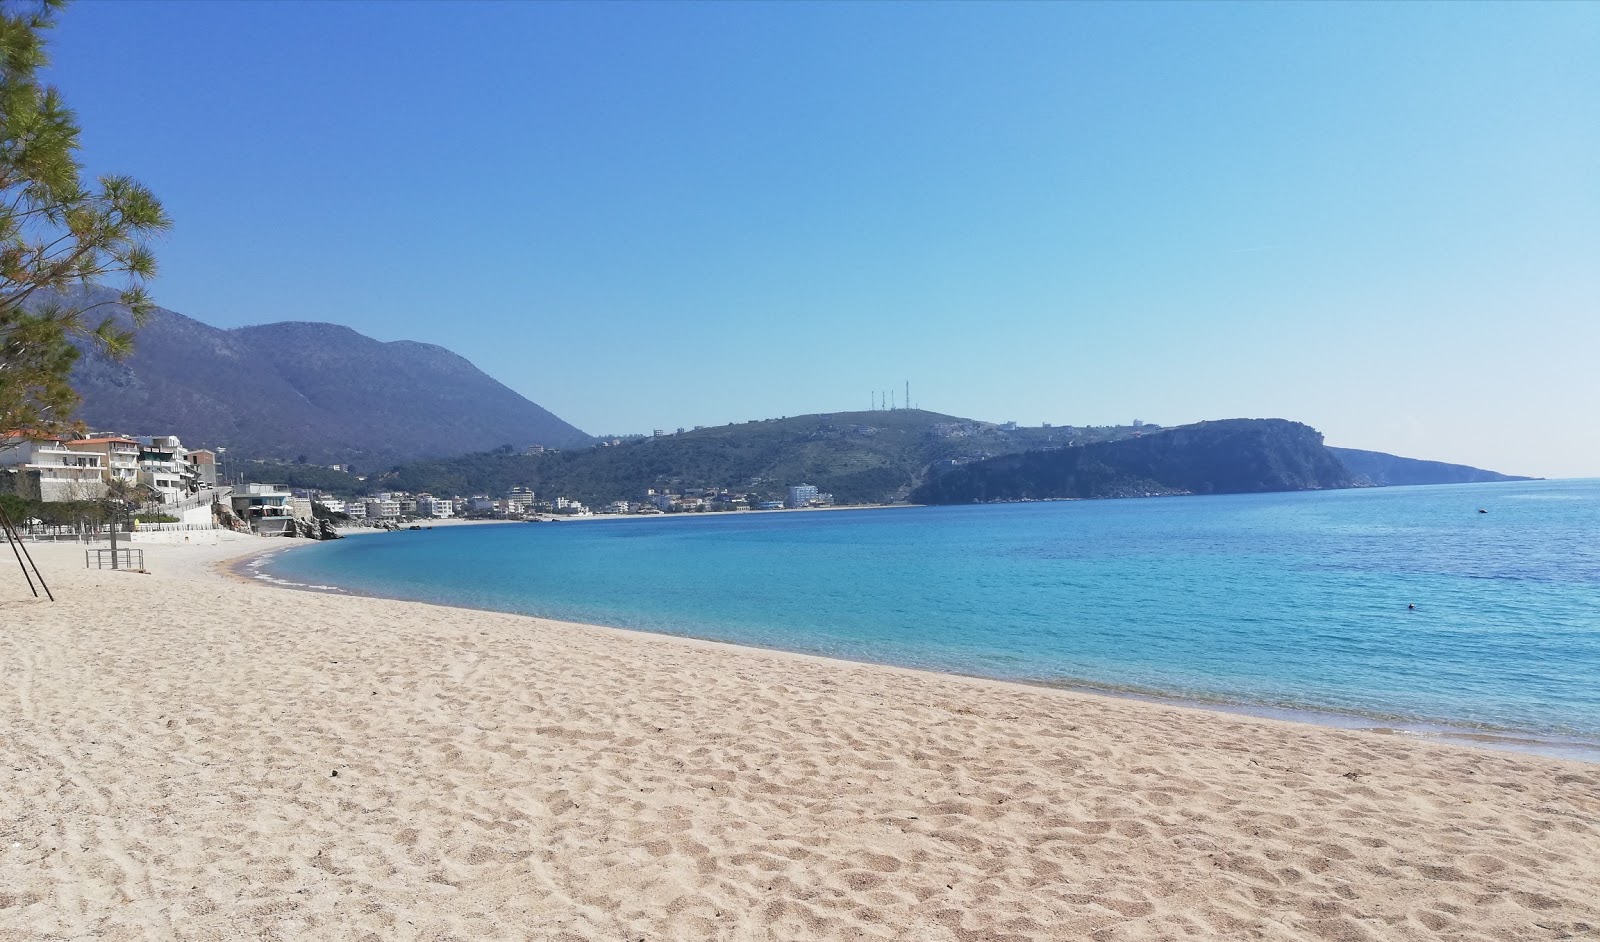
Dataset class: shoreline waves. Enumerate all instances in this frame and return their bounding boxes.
[262,485,1600,765]
[4,537,1597,939]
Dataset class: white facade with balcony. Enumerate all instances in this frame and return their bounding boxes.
[364,498,401,519]
[136,435,198,504]
[0,435,108,501]
[66,437,140,485]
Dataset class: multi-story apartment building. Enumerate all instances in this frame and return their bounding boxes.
[0,434,108,501]
[787,483,820,508]
[415,494,454,519]
[136,435,197,504]
[65,436,140,486]
[364,497,401,519]
[504,486,536,515]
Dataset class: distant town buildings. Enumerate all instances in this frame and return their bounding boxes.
[787,484,820,508]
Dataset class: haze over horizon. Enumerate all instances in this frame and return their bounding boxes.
[51,3,1598,478]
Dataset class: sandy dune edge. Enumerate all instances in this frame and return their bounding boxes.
[2,539,1597,941]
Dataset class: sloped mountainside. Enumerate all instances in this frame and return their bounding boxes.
[44,286,591,465]
[913,419,1355,504]
[1328,447,1536,486]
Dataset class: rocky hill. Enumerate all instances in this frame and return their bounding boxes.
[912,419,1355,504]
[378,411,1151,506]
[1328,447,1536,486]
[48,286,591,466]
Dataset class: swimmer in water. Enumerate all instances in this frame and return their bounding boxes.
[1408,604,1416,611]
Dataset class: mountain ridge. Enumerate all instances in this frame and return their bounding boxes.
[42,286,592,466]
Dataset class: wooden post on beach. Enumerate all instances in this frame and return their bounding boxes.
[0,503,53,601]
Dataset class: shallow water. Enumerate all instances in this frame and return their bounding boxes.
[264,480,1600,759]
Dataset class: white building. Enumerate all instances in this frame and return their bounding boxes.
[316,496,347,514]
[135,435,197,504]
[504,486,536,515]
[344,500,367,519]
[364,497,401,519]
[415,495,454,519]
[787,483,820,508]
[0,434,108,501]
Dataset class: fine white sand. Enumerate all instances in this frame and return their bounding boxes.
[2,537,1597,941]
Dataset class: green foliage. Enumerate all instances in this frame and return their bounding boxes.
[133,511,177,524]
[0,0,170,436]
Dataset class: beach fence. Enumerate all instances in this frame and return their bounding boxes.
[86,548,144,571]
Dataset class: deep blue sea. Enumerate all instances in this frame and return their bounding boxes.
[262,480,1600,760]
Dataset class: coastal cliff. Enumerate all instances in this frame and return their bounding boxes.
[912,419,1355,504]
[1329,447,1537,486]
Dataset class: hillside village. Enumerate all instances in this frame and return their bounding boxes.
[0,426,845,541]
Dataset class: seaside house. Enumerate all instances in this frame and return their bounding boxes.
[786,483,820,508]
[0,433,109,501]
[344,500,367,520]
[230,483,296,535]
[65,436,141,486]
[316,496,347,514]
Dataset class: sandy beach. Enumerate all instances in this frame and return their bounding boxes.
[2,537,1597,941]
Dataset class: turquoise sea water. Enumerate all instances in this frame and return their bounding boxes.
[262,480,1600,759]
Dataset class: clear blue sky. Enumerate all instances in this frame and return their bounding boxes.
[50,1,1599,476]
